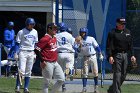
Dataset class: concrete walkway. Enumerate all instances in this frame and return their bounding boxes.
[58,79,140,93]
[31,76,140,93]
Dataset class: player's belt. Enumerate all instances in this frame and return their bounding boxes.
[85,53,96,57]
[114,50,127,53]
[21,50,33,52]
[58,51,74,53]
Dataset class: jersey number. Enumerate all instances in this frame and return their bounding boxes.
[61,37,66,45]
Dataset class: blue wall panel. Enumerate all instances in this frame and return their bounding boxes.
[60,0,126,71]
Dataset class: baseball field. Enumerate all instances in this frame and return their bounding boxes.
[0,77,140,93]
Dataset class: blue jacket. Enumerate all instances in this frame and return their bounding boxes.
[8,43,19,60]
[4,28,15,48]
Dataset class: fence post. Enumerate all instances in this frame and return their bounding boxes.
[0,43,2,77]
[55,0,59,24]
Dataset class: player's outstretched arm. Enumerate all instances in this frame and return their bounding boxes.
[95,46,104,61]
[34,47,43,62]
[34,47,46,69]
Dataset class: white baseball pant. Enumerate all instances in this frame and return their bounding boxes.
[82,54,98,78]
[18,50,36,77]
[58,53,74,73]
[42,62,65,93]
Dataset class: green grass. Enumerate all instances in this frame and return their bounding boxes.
[0,77,43,93]
[0,77,140,93]
[100,84,140,93]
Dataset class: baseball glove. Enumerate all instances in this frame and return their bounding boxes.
[75,36,82,43]
[75,36,82,48]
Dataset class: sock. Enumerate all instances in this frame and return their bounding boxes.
[43,88,48,93]
[43,82,49,93]
[69,69,74,75]
[6,65,11,76]
[82,78,87,87]
[71,69,74,75]
[94,77,98,86]
[16,75,20,87]
[62,83,65,88]
[7,66,11,73]
[24,77,30,89]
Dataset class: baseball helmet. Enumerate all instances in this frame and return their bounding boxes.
[8,21,14,27]
[79,27,88,33]
[58,22,68,31]
[67,27,72,34]
[25,18,35,26]
[79,27,88,40]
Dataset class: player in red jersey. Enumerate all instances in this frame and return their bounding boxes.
[34,23,65,93]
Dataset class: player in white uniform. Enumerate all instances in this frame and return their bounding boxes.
[76,27,103,93]
[15,18,38,93]
[56,23,75,92]
[66,27,75,79]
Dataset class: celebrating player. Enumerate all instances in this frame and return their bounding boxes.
[15,18,38,93]
[34,23,65,93]
[56,23,75,92]
[76,27,103,93]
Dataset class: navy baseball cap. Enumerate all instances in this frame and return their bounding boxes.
[116,18,126,24]
[47,23,57,29]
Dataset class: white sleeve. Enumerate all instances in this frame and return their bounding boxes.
[16,30,22,43]
[35,31,38,43]
[92,37,99,48]
[71,37,75,46]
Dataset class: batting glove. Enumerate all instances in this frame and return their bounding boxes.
[14,53,19,61]
[99,54,104,61]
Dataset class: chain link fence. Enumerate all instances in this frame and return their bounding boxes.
[0,0,140,81]
[61,0,140,81]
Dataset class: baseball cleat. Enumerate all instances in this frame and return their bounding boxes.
[94,85,99,93]
[62,87,66,92]
[81,87,87,93]
[70,75,73,81]
[24,88,29,93]
[15,86,20,93]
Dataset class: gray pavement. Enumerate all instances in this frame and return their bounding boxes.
[31,76,140,93]
[59,79,140,93]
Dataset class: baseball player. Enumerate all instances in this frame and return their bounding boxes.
[34,23,65,93]
[56,23,75,92]
[67,27,72,34]
[66,27,75,79]
[76,27,103,93]
[15,18,38,93]
[1,44,19,67]
[3,21,15,77]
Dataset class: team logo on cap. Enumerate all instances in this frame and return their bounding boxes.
[120,18,125,22]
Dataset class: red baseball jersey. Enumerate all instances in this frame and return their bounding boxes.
[36,34,57,62]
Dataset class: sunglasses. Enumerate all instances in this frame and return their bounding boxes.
[29,23,35,26]
[118,22,126,25]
